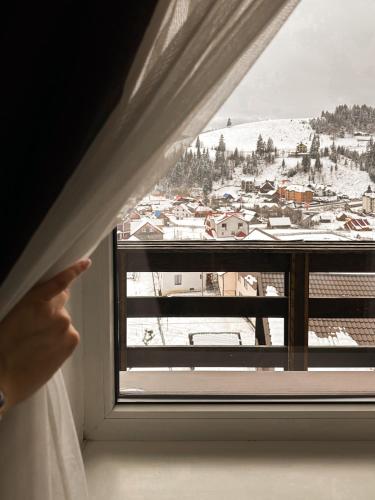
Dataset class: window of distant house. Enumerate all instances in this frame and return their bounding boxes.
[174,274,182,286]
[222,223,227,229]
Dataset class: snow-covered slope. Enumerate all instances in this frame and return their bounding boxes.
[197,118,313,153]
[196,118,369,155]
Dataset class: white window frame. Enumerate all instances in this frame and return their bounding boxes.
[82,235,375,441]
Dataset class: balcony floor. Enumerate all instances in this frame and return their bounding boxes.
[84,441,375,500]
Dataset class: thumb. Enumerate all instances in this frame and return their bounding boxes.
[32,259,92,301]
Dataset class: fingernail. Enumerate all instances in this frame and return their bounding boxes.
[81,258,92,270]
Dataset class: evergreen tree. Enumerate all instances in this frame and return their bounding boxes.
[330,141,337,163]
[309,133,320,159]
[266,137,274,153]
[195,136,201,149]
[315,153,322,171]
[256,134,266,156]
[302,154,311,173]
[227,118,232,127]
[218,134,226,152]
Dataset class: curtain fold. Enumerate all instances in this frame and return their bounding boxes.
[0,1,299,498]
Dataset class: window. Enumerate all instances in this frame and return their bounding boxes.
[112,1,375,404]
[83,236,375,441]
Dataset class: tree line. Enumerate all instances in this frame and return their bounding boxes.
[310,104,375,136]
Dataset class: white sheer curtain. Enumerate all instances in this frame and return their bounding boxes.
[0,1,299,498]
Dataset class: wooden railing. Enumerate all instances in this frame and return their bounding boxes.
[116,241,375,372]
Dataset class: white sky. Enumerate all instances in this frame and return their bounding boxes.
[209,0,375,127]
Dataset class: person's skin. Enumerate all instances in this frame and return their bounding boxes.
[0,259,91,415]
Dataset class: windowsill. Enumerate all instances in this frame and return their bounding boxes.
[83,441,375,500]
[120,371,375,400]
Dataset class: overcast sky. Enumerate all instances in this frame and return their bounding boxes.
[209,0,375,127]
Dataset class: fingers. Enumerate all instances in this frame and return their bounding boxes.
[50,289,70,312]
[32,259,92,301]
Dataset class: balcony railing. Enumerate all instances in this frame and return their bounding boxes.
[116,241,375,373]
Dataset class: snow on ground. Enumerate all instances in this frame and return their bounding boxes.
[167,216,205,227]
[195,118,370,157]
[127,316,255,346]
[126,272,156,296]
[196,118,375,199]
[127,272,256,347]
[196,118,313,154]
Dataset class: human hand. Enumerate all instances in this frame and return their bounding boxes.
[0,259,91,414]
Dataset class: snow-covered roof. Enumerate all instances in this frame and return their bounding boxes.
[174,203,195,213]
[309,328,357,346]
[269,217,291,227]
[243,228,278,241]
[285,184,314,193]
[270,230,352,241]
[130,220,164,236]
[212,213,246,224]
[240,210,256,222]
[195,205,212,213]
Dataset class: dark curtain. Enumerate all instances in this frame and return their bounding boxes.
[1,0,158,284]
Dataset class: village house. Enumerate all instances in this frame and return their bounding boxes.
[294,142,308,156]
[216,271,258,297]
[194,205,212,217]
[343,217,371,231]
[158,272,207,296]
[239,209,258,224]
[129,220,164,241]
[116,219,131,241]
[259,180,275,193]
[236,272,258,297]
[278,184,314,204]
[241,177,256,193]
[268,216,291,229]
[172,203,196,219]
[205,213,249,239]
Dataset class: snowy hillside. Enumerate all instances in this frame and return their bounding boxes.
[198,118,312,154]
[196,118,370,156]
[190,118,374,199]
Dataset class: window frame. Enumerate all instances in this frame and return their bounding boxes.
[82,234,375,441]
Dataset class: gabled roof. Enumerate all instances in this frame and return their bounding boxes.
[211,213,247,224]
[243,228,279,241]
[130,220,164,236]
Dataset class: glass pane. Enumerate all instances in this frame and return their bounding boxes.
[116,0,375,399]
